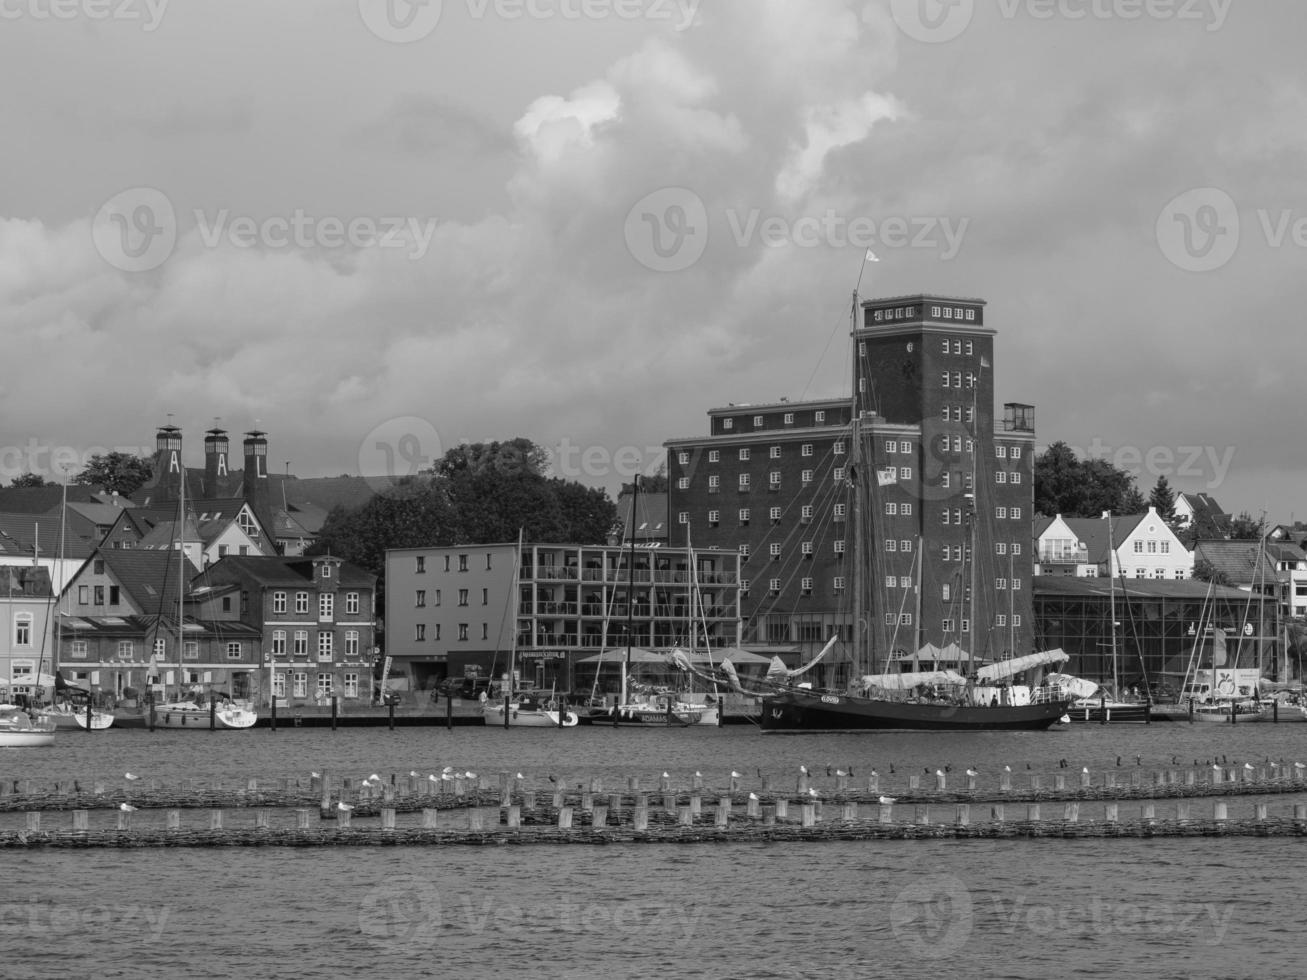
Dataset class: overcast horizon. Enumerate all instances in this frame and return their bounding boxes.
[2,1,1304,522]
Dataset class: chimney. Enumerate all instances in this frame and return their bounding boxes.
[152,425,183,503]
[243,430,272,533]
[204,428,230,497]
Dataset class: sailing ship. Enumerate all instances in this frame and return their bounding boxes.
[0,704,56,747]
[742,275,1071,732]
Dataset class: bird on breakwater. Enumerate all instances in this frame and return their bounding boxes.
[337,802,353,811]
[878,795,896,805]
[548,775,557,783]
[836,770,847,778]
[966,768,978,778]
[1082,767,1089,775]
[1172,756,1179,766]
[1003,765,1011,773]
[311,771,321,779]
[1244,763,1254,771]
[696,771,703,779]
[826,765,833,777]
[749,792,759,801]
[119,803,136,812]
[807,788,820,798]
[1026,763,1032,770]
[662,771,670,779]
[732,771,744,779]
[124,773,140,781]
[409,771,420,778]
[74,781,81,794]
[944,764,952,773]
[516,772,524,780]
[1059,759,1068,769]
[799,765,809,775]
[1136,755,1143,766]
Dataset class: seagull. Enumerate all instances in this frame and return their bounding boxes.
[1296,762,1306,770]
[124,773,140,781]
[808,788,820,798]
[310,771,321,779]
[409,770,420,778]
[878,795,896,805]
[1003,765,1011,773]
[516,772,524,780]
[1244,763,1254,771]
[427,775,439,783]
[935,769,944,778]
[367,774,381,784]
[695,771,702,778]
[799,765,808,775]
[749,792,759,800]
[337,802,353,811]
[464,771,477,780]
[1082,767,1089,774]
[442,766,456,774]
[119,803,136,812]
[966,768,978,777]
[662,771,670,779]
[731,770,743,779]
[836,770,847,777]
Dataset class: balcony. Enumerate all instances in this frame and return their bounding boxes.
[1038,545,1089,565]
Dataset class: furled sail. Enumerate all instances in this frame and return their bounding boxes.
[975,649,1069,683]
[861,670,968,691]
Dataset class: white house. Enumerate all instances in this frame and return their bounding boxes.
[1034,507,1192,579]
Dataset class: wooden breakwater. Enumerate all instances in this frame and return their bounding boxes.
[4,761,1307,816]
[4,796,1307,848]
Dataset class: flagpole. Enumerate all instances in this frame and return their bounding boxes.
[851,249,878,680]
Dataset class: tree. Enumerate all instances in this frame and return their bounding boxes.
[1227,511,1264,540]
[74,452,154,496]
[1148,475,1178,524]
[1033,442,1143,517]
[433,438,549,480]
[640,462,670,494]
[309,477,458,575]
[7,473,48,487]
[1192,557,1231,587]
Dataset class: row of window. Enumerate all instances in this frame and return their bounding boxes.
[939,506,1028,524]
[272,672,361,699]
[269,630,363,658]
[270,591,360,617]
[1132,541,1173,554]
[720,410,828,432]
[738,539,848,560]
[740,577,846,598]
[941,372,978,389]
[62,632,364,661]
[993,472,1022,485]
[415,588,488,608]
[414,553,494,573]
[414,623,489,642]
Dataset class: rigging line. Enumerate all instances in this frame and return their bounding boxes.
[796,255,874,406]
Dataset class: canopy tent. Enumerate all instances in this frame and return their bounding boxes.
[576,648,666,664]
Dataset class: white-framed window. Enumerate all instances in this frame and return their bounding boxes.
[678,451,689,465]
[886,502,898,516]
[1012,543,1022,556]
[900,613,912,626]
[801,469,813,485]
[942,584,951,602]
[769,543,782,560]
[69,640,88,659]
[346,592,359,615]
[899,441,910,453]
[942,619,955,633]
[739,544,750,558]
[1011,447,1022,460]
[154,638,166,659]
[833,576,846,593]
[901,540,912,553]
[815,411,826,423]
[834,503,846,520]
[996,446,1008,459]
[677,477,689,490]
[117,640,134,659]
[294,630,309,656]
[801,541,814,557]
[1011,472,1022,485]
[753,415,764,428]
[343,673,359,698]
[227,642,242,661]
[738,508,750,525]
[801,504,814,523]
[184,641,199,661]
[770,446,781,459]
[834,441,845,455]
[784,413,794,425]
[292,673,307,698]
[802,444,813,457]
[997,507,1008,519]
[273,672,286,699]
[886,540,897,552]
[834,467,845,482]
[345,630,359,656]
[885,440,897,454]
[722,418,734,430]
[12,613,32,647]
[961,619,970,633]
[708,475,720,492]
[996,543,1008,555]
[678,511,689,525]
[1013,578,1022,590]
[996,614,1007,627]
[899,467,911,480]
[902,503,913,516]
[273,591,287,614]
[770,506,782,524]
[996,578,1008,590]
[317,673,333,696]
[708,449,720,463]
[415,624,426,641]
[318,632,334,661]
[272,630,286,656]
[833,539,845,555]
[800,577,812,594]
[884,613,895,625]
[996,472,1007,484]
[295,592,309,614]
[942,372,951,388]
[739,474,750,490]
[319,593,334,620]
[1013,615,1022,627]
[459,623,469,640]
[708,510,720,527]
[769,471,781,488]
[768,578,781,594]
[416,590,426,608]
[1012,507,1022,520]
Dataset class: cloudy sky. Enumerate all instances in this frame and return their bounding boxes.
[1,0,1303,520]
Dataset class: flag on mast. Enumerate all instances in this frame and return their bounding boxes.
[865,249,880,263]
[1211,627,1227,667]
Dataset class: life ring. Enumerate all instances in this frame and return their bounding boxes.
[1216,678,1235,696]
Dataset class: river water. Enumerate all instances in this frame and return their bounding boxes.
[2,722,1305,979]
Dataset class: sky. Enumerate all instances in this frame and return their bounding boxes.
[1,0,1304,522]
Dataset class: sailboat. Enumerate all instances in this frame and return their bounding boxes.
[754,279,1072,732]
[0,704,56,747]
[148,470,256,731]
[482,533,579,728]
[35,474,114,730]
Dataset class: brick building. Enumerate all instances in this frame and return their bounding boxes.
[666,294,1037,677]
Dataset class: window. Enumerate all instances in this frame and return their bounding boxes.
[295,592,309,614]
[78,585,88,605]
[899,441,910,453]
[486,553,493,571]
[942,372,951,388]
[1147,540,1158,554]
[801,469,813,485]
[942,584,951,601]
[815,411,826,423]
[833,539,845,555]
[677,477,689,490]
[317,674,333,697]
[770,446,781,459]
[833,441,845,455]
[319,593,334,620]
[899,467,911,480]
[481,588,489,606]
[901,540,913,553]
[770,506,782,524]
[294,630,309,656]
[93,559,104,574]
[768,579,781,595]
[433,589,441,607]
[1013,615,1022,627]
[884,613,895,625]
[942,619,955,633]
[678,451,689,465]
[740,579,750,597]
[1011,472,1022,485]
[69,640,88,659]
[708,510,720,527]
[833,576,846,593]
[444,556,450,572]
[886,540,898,552]
[902,503,913,516]
[961,619,970,633]
[94,586,104,606]
[769,471,781,489]
[996,472,1007,484]
[996,578,1007,590]
[458,554,468,572]
[996,614,1007,627]
[273,673,286,699]
[801,504,814,524]
[679,511,689,525]
[886,440,897,454]
[886,503,898,516]
[834,467,845,482]
[318,632,334,661]
[1161,542,1170,554]
[415,556,425,573]
[996,543,1007,555]
[415,624,426,641]
[722,418,734,430]
[800,577,812,594]
[345,631,359,656]
[273,591,287,614]
[346,592,360,615]
[802,444,813,457]
[801,541,814,557]
[293,673,307,698]
[900,614,913,626]
[784,413,794,425]
[1012,544,1021,556]
[708,450,719,463]
[1012,578,1021,590]
[754,415,764,428]
[343,673,359,699]
[272,630,286,656]
[459,623,469,641]
[227,642,243,661]
[739,544,750,558]
[834,503,846,521]
[738,509,750,526]
[738,474,751,490]
[739,448,751,461]
[769,543,782,561]
[1011,448,1022,460]
[108,585,120,606]
[1011,507,1022,520]
[482,624,489,640]
[996,446,1008,459]
[708,475,720,492]
[117,640,134,659]
[458,589,469,606]
[996,507,1008,519]
[13,613,32,647]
